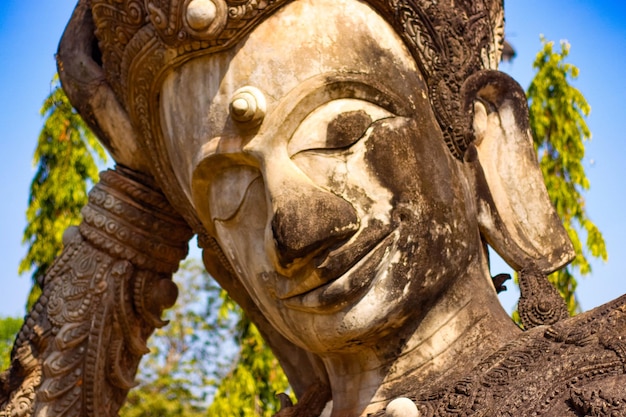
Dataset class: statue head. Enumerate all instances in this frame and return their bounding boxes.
[58,0,575,405]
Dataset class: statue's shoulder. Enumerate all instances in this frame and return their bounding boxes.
[413,295,626,417]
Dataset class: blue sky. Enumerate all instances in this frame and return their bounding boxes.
[0,1,625,317]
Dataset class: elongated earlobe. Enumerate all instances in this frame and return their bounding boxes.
[462,70,575,327]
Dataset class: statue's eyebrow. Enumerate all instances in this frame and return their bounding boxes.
[197,133,248,161]
[256,74,410,151]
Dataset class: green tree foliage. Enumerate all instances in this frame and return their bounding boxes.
[207,307,292,417]
[19,76,107,308]
[0,317,23,370]
[121,258,291,417]
[526,38,608,314]
[121,259,235,417]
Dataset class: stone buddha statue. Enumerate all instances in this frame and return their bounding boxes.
[2,0,625,416]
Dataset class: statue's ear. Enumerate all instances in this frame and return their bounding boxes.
[462,70,575,274]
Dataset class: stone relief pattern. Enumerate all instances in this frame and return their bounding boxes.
[369,295,626,417]
[92,0,145,101]
[517,269,570,329]
[91,0,291,108]
[381,0,504,159]
[570,387,626,417]
[0,168,192,417]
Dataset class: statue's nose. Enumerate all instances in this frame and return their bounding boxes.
[271,185,359,268]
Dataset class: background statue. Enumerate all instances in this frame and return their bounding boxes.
[2,0,625,416]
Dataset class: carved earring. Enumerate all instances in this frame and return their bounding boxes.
[517,268,569,329]
[184,0,228,38]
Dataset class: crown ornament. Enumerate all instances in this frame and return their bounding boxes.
[92,0,289,104]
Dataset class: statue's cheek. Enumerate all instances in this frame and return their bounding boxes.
[363,117,431,202]
[363,117,475,259]
[364,116,463,210]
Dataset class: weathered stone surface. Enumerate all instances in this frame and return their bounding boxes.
[2,0,625,416]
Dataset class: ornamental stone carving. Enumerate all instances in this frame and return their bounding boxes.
[2,0,625,416]
[0,168,192,416]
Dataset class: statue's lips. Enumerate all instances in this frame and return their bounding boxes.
[273,223,394,299]
[280,231,398,313]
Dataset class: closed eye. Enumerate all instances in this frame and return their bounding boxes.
[288,99,394,156]
[323,110,373,149]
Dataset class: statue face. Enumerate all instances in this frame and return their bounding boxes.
[160,0,480,352]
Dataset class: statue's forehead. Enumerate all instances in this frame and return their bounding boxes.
[162,0,421,105]
[159,0,427,199]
